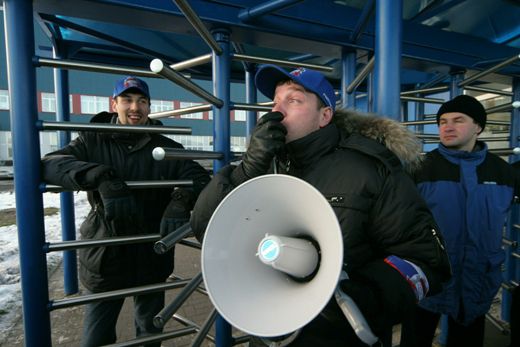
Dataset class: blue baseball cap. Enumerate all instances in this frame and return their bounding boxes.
[113,76,150,99]
[255,64,336,111]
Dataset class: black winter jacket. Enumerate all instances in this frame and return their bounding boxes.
[191,110,451,341]
[41,112,210,292]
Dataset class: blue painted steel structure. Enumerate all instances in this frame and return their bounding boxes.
[52,47,79,295]
[504,77,520,321]
[212,29,232,173]
[3,1,52,345]
[3,0,520,346]
[373,0,402,119]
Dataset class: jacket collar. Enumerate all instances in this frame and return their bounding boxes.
[438,141,487,165]
[284,123,340,171]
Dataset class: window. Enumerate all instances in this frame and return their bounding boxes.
[80,95,109,114]
[41,93,74,113]
[150,99,174,113]
[231,136,246,152]
[0,90,9,110]
[179,101,203,119]
[39,132,59,155]
[41,93,55,112]
[234,110,246,122]
[170,135,212,151]
[0,131,12,160]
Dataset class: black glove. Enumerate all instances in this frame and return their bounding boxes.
[81,164,114,189]
[160,188,194,237]
[97,177,137,222]
[241,112,287,179]
[341,259,417,333]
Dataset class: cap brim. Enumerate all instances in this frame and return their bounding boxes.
[255,64,296,100]
[115,86,149,99]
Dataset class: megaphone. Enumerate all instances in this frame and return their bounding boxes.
[201,174,343,337]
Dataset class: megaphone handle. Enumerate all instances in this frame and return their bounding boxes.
[334,287,379,345]
[272,156,278,174]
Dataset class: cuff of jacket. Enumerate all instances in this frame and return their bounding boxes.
[230,163,250,186]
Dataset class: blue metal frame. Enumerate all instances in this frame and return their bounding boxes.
[436,71,465,346]
[245,66,258,137]
[52,46,79,295]
[3,0,52,345]
[374,0,402,119]
[341,49,356,108]
[211,27,234,347]
[212,29,232,174]
[4,1,520,346]
[503,77,520,322]
[239,0,304,22]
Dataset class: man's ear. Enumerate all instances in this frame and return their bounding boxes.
[111,98,118,112]
[475,122,483,135]
[319,107,333,128]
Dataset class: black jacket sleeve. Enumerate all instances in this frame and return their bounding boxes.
[41,134,112,190]
[190,165,238,243]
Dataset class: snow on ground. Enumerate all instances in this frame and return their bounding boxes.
[0,190,90,337]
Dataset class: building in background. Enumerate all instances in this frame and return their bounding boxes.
[0,9,254,163]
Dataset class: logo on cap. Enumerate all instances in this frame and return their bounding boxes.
[290,68,305,77]
[113,76,150,99]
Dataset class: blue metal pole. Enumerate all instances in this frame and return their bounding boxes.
[341,48,356,109]
[374,0,402,120]
[212,29,233,347]
[212,29,231,173]
[437,70,465,346]
[238,0,303,21]
[367,71,374,113]
[245,67,258,137]
[3,0,52,346]
[514,78,520,287]
[502,77,520,322]
[449,71,465,97]
[53,47,79,295]
[413,86,425,135]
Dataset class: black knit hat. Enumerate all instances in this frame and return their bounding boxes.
[436,95,486,132]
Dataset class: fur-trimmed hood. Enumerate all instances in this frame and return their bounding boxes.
[333,108,423,172]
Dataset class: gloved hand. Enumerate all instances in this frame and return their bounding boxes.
[81,164,114,189]
[344,258,419,331]
[384,255,429,302]
[97,177,137,222]
[160,188,194,237]
[241,111,287,178]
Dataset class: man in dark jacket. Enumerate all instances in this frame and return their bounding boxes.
[406,95,519,347]
[190,65,451,346]
[41,76,210,347]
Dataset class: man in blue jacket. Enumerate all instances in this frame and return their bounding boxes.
[407,95,519,347]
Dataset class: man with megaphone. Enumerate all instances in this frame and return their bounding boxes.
[191,64,451,347]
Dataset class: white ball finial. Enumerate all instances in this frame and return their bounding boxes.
[152,147,165,161]
[150,59,164,73]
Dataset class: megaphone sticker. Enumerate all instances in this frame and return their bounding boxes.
[259,237,280,262]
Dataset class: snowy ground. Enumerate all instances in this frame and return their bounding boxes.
[0,190,90,338]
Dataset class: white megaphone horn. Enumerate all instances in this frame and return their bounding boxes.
[202,174,378,344]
